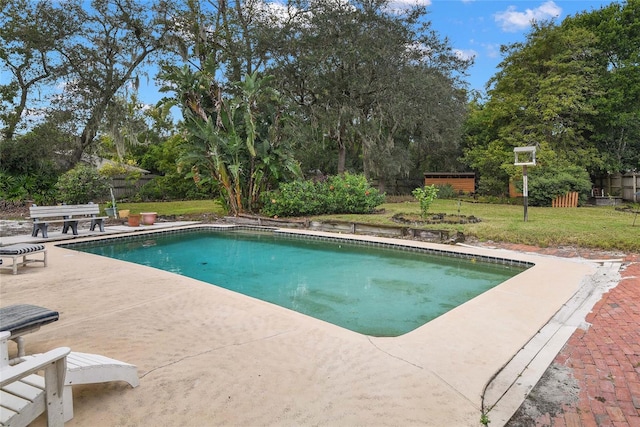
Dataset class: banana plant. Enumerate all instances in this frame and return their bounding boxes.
[168,65,301,216]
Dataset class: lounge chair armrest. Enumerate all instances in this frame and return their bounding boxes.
[0,347,70,386]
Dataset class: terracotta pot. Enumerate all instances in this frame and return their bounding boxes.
[127,214,141,227]
[140,212,157,225]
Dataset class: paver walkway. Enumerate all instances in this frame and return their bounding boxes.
[542,259,640,427]
[487,243,640,426]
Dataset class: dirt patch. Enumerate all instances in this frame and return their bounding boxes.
[506,363,580,426]
[0,201,30,220]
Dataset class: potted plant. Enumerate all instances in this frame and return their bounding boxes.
[140,212,157,225]
[127,213,141,227]
[104,201,117,218]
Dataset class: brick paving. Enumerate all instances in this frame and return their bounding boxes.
[488,242,640,426]
[545,258,640,427]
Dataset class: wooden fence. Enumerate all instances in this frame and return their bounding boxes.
[552,192,579,208]
[593,173,640,201]
[110,174,157,199]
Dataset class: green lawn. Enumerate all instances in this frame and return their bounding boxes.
[315,199,640,252]
[114,200,226,217]
[113,199,639,252]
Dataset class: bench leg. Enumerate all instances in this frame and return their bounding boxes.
[32,223,48,238]
[63,220,79,235]
[10,336,26,357]
[90,218,105,232]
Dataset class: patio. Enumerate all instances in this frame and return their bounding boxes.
[0,224,614,426]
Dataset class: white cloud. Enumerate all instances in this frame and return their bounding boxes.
[454,49,477,62]
[494,1,561,32]
[389,0,431,8]
[385,0,431,15]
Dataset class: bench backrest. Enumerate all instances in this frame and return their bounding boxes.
[30,204,101,219]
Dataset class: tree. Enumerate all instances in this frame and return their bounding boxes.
[1,0,177,170]
[463,0,640,193]
[160,0,278,89]
[490,21,601,167]
[463,20,602,191]
[269,0,470,189]
[0,0,80,139]
[461,100,511,195]
[99,94,152,162]
[570,0,640,173]
[53,0,177,167]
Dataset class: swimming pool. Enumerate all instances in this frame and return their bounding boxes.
[63,227,528,336]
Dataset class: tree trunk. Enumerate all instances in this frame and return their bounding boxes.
[337,141,346,175]
[336,121,346,174]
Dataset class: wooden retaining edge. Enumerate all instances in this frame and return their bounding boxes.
[224,215,463,244]
[552,192,579,208]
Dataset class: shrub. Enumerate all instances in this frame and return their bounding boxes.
[133,175,215,202]
[412,185,439,218]
[261,173,385,217]
[0,171,58,204]
[324,174,385,214]
[99,161,142,181]
[0,136,62,204]
[477,175,508,197]
[434,184,457,199]
[55,164,110,204]
[524,165,592,206]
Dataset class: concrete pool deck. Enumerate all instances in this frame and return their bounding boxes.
[0,223,622,426]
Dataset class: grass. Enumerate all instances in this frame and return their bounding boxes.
[315,199,640,252]
[114,199,226,217]
[111,198,639,252]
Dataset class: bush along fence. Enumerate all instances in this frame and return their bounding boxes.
[110,174,157,199]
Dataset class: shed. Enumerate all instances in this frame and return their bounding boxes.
[423,172,476,194]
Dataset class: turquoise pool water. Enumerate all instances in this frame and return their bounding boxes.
[68,228,526,336]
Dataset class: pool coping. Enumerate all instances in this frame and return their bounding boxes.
[0,223,615,426]
[58,224,535,269]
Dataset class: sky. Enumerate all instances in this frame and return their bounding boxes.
[423,0,618,93]
[1,0,621,120]
[135,0,618,105]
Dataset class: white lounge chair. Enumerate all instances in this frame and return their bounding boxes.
[15,351,139,422]
[4,339,139,423]
[0,305,139,421]
[0,331,70,427]
[59,351,139,421]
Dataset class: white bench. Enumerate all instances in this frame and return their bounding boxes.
[29,203,107,238]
